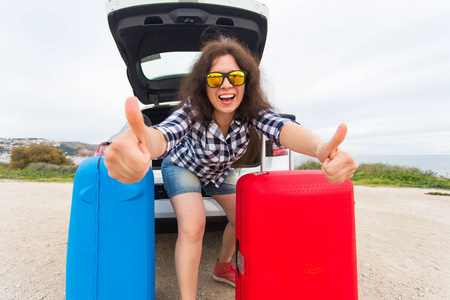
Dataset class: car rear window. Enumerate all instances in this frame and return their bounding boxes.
[141,51,201,80]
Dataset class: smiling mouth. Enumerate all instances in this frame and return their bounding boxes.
[218,94,236,104]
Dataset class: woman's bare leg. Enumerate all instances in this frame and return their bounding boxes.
[212,193,236,263]
[170,192,206,300]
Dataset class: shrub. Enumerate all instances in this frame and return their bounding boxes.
[295,160,322,170]
[9,144,73,170]
[27,162,78,174]
[9,146,29,169]
[0,162,77,182]
[352,163,450,189]
[25,162,49,171]
[355,163,437,177]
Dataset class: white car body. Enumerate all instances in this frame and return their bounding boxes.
[106,0,269,17]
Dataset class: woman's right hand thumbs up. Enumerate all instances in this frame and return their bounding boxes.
[105,97,152,183]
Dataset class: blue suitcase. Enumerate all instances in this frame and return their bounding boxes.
[66,156,155,299]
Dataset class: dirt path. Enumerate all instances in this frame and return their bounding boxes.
[0,181,449,299]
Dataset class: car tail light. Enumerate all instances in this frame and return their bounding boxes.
[265,141,288,157]
[271,146,288,156]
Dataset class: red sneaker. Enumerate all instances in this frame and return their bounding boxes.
[213,259,236,287]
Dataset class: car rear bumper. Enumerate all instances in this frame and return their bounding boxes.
[155,197,228,233]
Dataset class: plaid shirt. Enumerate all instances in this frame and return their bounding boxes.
[152,102,294,188]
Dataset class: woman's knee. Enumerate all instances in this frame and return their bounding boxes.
[223,213,235,229]
[170,192,206,243]
[227,218,236,229]
[177,218,206,243]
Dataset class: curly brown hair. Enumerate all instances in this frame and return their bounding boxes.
[177,36,273,125]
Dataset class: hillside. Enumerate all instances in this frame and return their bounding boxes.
[0,138,98,157]
[57,142,98,156]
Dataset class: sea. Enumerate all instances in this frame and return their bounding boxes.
[294,154,450,178]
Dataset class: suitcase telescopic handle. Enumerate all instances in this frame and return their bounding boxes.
[260,113,296,172]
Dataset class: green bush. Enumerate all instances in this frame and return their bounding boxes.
[355,163,437,177]
[352,163,450,190]
[295,160,322,170]
[292,161,450,190]
[25,162,51,171]
[0,162,77,182]
[27,162,78,174]
[9,144,73,169]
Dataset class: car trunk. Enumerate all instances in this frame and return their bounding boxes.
[107,0,269,170]
[106,1,268,105]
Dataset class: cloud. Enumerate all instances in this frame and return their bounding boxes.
[346,131,450,155]
[1,0,449,155]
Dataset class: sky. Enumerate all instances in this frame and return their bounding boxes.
[1,0,449,155]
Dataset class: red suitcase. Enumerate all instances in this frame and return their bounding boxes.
[235,140,358,299]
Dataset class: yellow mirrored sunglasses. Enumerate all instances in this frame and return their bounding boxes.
[205,70,247,88]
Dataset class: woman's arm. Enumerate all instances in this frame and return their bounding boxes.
[279,122,359,183]
[279,122,327,159]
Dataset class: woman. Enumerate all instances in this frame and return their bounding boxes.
[105,37,358,300]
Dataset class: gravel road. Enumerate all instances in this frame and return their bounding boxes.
[0,180,449,299]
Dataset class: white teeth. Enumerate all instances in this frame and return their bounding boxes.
[219,94,235,99]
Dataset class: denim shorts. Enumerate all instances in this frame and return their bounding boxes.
[161,156,237,198]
